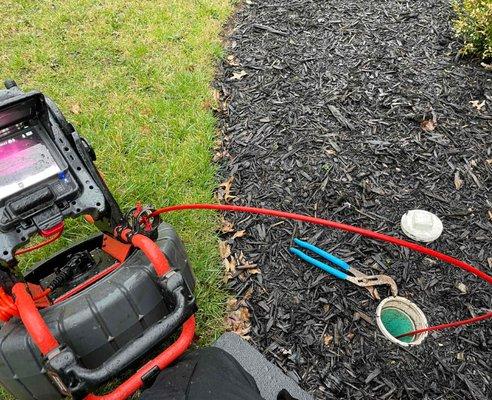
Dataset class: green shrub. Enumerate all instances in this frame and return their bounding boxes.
[453,0,492,59]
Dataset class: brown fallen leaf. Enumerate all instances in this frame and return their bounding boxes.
[346,332,355,341]
[226,298,251,339]
[70,103,81,115]
[212,89,227,112]
[218,240,231,259]
[469,100,486,111]
[213,150,230,162]
[454,171,464,190]
[226,55,240,66]
[420,119,436,132]
[488,209,492,222]
[234,251,262,280]
[481,62,492,71]
[456,282,467,294]
[213,89,221,102]
[220,217,234,233]
[217,176,235,203]
[230,70,247,80]
[223,257,236,282]
[231,230,246,240]
[323,334,333,346]
[247,268,261,275]
[220,176,234,191]
[243,287,253,301]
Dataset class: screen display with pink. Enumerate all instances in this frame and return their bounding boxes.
[0,130,60,201]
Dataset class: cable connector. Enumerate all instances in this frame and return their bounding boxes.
[117,203,160,240]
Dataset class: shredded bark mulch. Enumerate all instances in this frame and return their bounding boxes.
[214,0,492,399]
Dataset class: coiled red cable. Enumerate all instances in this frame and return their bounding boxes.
[150,203,492,337]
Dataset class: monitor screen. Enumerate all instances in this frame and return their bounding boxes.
[0,129,61,201]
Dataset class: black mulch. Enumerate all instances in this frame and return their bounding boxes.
[214,0,492,399]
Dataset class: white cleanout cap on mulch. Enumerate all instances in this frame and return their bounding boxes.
[401,210,443,243]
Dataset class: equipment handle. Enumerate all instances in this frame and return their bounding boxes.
[46,270,195,398]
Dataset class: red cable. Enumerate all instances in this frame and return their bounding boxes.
[15,228,64,256]
[32,288,52,301]
[150,203,492,335]
[54,262,121,304]
[0,226,65,321]
[396,311,492,338]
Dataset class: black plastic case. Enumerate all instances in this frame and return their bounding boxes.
[0,223,195,400]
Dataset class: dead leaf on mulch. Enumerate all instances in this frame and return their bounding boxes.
[218,240,231,259]
[456,282,468,294]
[226,55,240,66]
[235,251,261,278]
[219,217,235,233]
[212,89,228,112]
[231,230,246,240]
[481,62,492,71]
[213,149,230,162]
[420,119,436,132]
[323,334,333,346]
[469,100,486,111]
[454,171,464,190]
[213,89,221,103]
[230,70,247,81]
[488,209,492,222]
[219,176,234,194]
[216,176,235,203]
[223,257,237,283]
[226,297,251,339]
[223,251,261,283]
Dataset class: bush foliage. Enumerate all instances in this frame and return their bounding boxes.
[453,0,492,59]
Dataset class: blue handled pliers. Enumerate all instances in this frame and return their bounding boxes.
[290,238,398,299]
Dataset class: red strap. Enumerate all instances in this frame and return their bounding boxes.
[40,222,64,238]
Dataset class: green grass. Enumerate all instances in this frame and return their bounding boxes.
[0,0,233,397]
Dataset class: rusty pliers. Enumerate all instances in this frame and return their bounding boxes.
[290,238,398,300]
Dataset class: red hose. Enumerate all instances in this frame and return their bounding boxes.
[12,283,59,355]
[118,229,171,276]
[150,203,492,335]
[84,315,196,400]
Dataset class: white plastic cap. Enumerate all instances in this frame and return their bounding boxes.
[400,210,443,243]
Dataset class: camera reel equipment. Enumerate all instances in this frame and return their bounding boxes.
[0,81,196,400]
